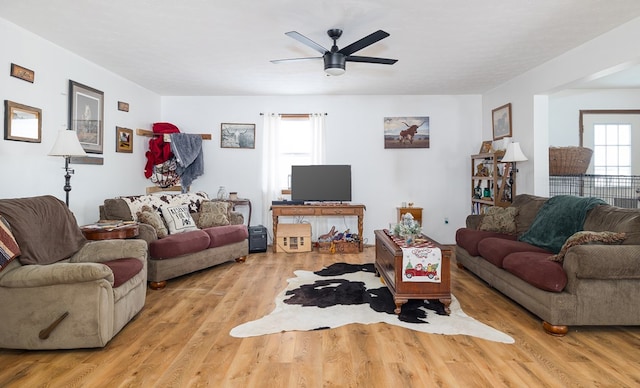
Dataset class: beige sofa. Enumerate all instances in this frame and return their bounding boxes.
[456,194,640,335]
[100,192,248,289]
[0,196,147,349]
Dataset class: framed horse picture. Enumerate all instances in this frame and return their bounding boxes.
[384,116,430,149]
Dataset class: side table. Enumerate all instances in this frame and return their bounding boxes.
[81,223,139,240]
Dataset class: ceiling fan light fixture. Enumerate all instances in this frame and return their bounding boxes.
[324,52,346,76]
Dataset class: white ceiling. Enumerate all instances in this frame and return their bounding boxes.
[2,0,640,96]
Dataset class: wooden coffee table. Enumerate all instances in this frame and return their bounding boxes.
[81,223,139,240]
[374,229,452,314]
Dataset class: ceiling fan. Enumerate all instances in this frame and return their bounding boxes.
[271,29,397,76]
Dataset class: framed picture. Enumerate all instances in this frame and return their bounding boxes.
[117,101,129,112]
[4,100,41,143]
[116,126,133,153]
[479,140,493,154]
[10,63,35,83]
[492,103,512,140]
[221,123,255,149]
[69,80,104,154]
[383,116,430,149]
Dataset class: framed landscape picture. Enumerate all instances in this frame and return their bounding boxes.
[4,100,41,143]
[492,103,512,140]
[221,123,255,149]
[69,80,104,153]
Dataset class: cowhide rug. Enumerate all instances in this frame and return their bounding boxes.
[230,263,514,343]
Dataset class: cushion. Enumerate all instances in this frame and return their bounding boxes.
[101,258,144,287]
[0,195,86,265]
[197,201,230,228]
[136,205,169,238]
[149,230,210,259]
[548,231,627,264]
[583,205,640,244]
[511,194,548,235]
[161,205,199,234]
[203,224,248,249]
[0,215,20,271]
[518,195,606,253]
[478,206,518,234]
[477,237,553,268]
[455,228,517,256]
[503,252,568,292]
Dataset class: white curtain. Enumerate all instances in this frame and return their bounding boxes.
[261,113,326,244]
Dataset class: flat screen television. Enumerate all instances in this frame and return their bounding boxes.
[291,165,352,202]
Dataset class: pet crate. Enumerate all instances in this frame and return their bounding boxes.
[549,146,593,176]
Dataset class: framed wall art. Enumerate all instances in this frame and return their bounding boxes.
[116,126,133,153]
[383,116,430,149]
[221,123,255,149]
[10,63,35,83]
[117,101,129,112]
[492,103,512,140]
[4,100,41,143]
[69,80,104,153]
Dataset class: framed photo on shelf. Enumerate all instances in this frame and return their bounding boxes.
[492,103,512,140]
[479,140,493,154]
[116,126,133,153]
[69,80,104,154]
[4,100,41,143]
[221,123,255,149]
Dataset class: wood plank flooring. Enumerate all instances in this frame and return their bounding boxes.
[1,246,639,387]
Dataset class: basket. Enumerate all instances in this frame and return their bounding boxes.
[317,240,360,254]
[549,146,593,176]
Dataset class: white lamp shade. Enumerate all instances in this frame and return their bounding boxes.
[501,142,528,163]
[48,130,87,157]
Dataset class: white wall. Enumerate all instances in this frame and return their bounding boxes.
[483,16,640,196]
[162,95,482,244]
[549,89,640,146]
[0,18,160,225]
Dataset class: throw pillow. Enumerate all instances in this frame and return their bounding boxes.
[0,215,20,271]
[136,205,169,238]
[478,206,518,234]
[161,205,199,234]
[548,231,627,264]
[197,201,230,228]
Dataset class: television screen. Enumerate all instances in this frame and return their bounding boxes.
[291,165,352,202]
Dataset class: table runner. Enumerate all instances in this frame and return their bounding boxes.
[384,229,442,283]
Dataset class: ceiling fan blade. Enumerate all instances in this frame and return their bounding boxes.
[271,57,322,64]
[345,56,397,65]
[285,31,329,55]
[338,30,390,56]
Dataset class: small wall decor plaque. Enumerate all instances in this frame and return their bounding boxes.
[117,101,129,112]
[10,63,35,83]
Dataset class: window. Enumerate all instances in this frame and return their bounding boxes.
[593,123,631,176]
[276,116,313,190]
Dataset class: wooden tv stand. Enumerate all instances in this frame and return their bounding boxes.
[271,203,366,252]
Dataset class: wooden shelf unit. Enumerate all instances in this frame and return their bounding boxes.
[471,152,514,214]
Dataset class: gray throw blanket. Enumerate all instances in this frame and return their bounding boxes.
[170,133,204,192]
[518,195,606,253]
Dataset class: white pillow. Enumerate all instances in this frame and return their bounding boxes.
[161,205,198,234]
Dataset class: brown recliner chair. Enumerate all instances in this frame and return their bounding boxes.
[0,195,147,349]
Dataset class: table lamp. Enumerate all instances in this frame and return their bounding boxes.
[48,129,87,206]
[501,142,528,185]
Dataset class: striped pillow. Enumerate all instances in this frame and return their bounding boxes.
[0,215,20,271]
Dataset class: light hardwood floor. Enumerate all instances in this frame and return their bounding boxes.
[1,246,639,387]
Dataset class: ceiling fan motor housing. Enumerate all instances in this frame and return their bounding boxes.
[324,52,346,75]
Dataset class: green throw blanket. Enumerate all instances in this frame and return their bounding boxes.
[518,195,606,253]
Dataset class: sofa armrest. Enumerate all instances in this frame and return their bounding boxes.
[563,244,640,280]
[135,223,158,244]
[466,214,483,229]
[70,240,147,264]
[0,262,114,288]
